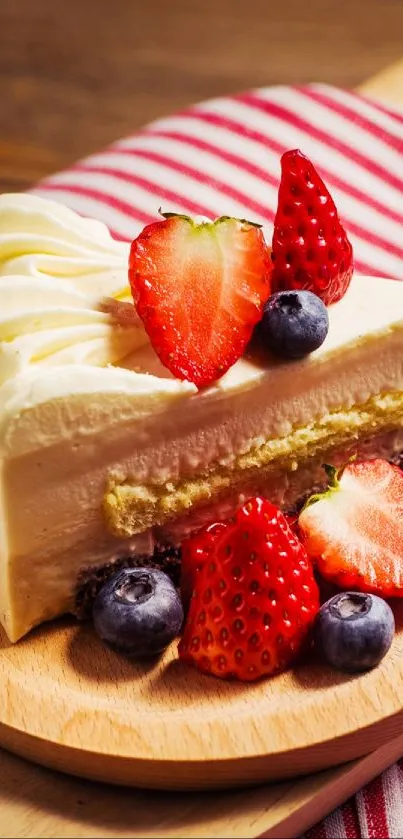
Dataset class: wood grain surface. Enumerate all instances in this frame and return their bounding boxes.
[3,605,403,792]
[1,0,403,192]
[2,737,403,839]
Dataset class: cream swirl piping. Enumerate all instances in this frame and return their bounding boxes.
[0,194,151,384]
[0,193,131,298]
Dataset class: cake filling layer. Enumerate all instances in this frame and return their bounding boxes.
[105,392,403,536]
[2,423,403,643]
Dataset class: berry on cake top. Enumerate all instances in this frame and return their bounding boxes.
[129,149,353,388]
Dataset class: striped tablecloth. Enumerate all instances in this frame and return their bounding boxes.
[31,84,403,837]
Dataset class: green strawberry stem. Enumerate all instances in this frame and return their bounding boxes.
[323,463,339,487]
[300,456,356,512]
[159,210,192,222]
[159,210,262,228]
[218,215,263,228]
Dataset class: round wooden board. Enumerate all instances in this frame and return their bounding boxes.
[1,604,403,791]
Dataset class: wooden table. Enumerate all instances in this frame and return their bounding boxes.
[1,0,403,192]
[1,2,403,836]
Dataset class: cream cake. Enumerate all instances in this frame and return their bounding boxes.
[1,191,403,643]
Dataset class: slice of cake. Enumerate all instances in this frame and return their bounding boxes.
[0,150,402,644]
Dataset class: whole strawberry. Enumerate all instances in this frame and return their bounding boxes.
[271,149,353,305]
[129,215,272,389]
[180,521,227,609]
[178,497,319,681]
[299,459,403,597]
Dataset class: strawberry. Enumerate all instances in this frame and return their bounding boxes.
[129,215,272,388]
[180,522,227,609]
[283,511,300,537]
[178,497,319,681]
[271,149,353,305]
[298,459,403,597]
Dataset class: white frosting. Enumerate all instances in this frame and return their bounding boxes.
[0,193,153,386]
[0,192,131,297]
[2,193,403,463]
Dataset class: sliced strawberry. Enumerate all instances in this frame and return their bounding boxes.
[298,459,403,597]
[129,215,272,388]
[179,497,319,681]
[271,149,353,305]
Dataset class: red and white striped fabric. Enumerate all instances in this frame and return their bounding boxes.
[31,83,403,837]
[304,761,403,838]
[32,84,403,282]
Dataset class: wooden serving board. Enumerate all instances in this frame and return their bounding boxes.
[1,58,403,838]
[2,608,403,792]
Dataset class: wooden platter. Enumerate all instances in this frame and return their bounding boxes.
[1,57,403,837]
[2,605,403,791]
[2,735,403,839]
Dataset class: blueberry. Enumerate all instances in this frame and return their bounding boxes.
[93,567,184,657]
[258,289,329,359]
[314,591,394,673]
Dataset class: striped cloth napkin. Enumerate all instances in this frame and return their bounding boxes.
[31,84,403,837]
[32,84,403,280]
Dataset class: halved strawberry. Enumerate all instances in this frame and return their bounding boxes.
[271,149,353,305]
[179,497,319,681]
[298,459,403,597]
[129,215,272,388]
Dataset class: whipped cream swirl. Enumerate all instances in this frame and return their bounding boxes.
[0,193,132,298]
[0,194,150,385]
